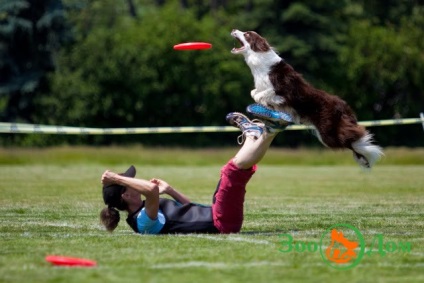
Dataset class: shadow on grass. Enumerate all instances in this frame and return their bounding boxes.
[240,230,287,236]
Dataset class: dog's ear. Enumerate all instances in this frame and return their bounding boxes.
[250,34,271,52]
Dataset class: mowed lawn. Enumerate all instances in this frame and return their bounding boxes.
[0,147,423,283]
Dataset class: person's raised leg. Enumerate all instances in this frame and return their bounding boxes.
[233,129,277,169]
[226,111,293,169]
[211,112,289,233]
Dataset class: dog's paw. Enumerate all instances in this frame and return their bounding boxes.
[250,89,257,98]
[252,88,273,101]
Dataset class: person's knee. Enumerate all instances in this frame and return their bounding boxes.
[232,157,255,170]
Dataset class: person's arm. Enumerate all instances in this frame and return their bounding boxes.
[150,178,191,205]
[101,170,159,219]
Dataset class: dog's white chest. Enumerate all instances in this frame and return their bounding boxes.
[244,51,285,107]
[252,71,272,90]
[250,69,284,107]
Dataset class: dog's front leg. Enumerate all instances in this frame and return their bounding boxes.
[252,88,285,108]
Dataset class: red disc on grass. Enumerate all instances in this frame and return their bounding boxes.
[45,255,97,267]
[173,42,212,50]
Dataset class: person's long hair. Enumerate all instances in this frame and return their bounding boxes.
[100,198,128,232]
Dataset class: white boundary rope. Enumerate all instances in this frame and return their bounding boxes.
[0,115,423,135]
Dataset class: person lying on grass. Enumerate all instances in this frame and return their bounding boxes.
[100,109,293,234]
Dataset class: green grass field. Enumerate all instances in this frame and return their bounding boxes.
[0,147,423,283]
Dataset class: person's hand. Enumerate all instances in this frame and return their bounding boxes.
[101,170,118,186]
[150,178,171,195]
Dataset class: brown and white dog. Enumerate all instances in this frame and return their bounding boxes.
[231,29,383,169]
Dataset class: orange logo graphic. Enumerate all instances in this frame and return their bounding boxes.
[325,229,359,264]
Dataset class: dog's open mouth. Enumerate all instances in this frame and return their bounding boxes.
[231,36,245,53]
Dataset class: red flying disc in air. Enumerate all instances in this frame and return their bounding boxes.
[45,255,97,267]
[173,42,212,50]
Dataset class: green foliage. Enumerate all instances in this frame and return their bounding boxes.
[1,0,424,146]
[36,2,252,146]
[335,8,424,146]
[359,0,419,25]
[338,17,424,119]
[0,0,70,121]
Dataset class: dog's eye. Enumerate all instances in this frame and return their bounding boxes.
[244,32,250,38]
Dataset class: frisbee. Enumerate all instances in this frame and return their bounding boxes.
[45,255,97,267]
[173,42,212,50]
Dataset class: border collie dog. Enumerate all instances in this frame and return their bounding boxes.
[231,29,383,169]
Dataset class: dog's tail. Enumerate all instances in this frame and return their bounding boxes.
[351,133,384,169]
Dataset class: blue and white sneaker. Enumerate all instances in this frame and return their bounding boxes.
[246,104,294,131]
[226,112,265,144]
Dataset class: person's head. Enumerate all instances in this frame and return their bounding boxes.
[100,165,136,232]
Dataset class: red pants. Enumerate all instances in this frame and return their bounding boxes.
[212,160,257,233]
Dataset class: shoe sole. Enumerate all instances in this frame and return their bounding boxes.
[246,104,294,124]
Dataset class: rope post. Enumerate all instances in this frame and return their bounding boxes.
[420,112,424,132]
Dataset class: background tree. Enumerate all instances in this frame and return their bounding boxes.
[336,6,424,145]
[0,0,69,122]
[33,2,252,145]
[1,0,423,147]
